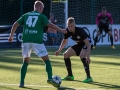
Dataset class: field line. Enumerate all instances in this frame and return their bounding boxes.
[0,83,106,90]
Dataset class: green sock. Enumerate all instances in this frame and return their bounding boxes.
[44,60,52,79]
[20,61,28,84]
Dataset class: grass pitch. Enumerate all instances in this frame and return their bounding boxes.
[0,45,120,90]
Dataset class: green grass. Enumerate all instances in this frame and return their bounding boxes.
[0,45,120,90]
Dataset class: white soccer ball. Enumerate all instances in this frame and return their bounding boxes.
[52,75,62,84]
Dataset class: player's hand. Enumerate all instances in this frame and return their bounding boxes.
[109,25,112,30]
[55,50,60,56]
[61,29,67,34]
[86,57,91,65]
[8,36,13,42]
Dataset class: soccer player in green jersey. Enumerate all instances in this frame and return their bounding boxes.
[8,0,66,88]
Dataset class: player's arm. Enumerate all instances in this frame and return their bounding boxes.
[96,14,100,26]
[83,39,91,57]
[58,39,68,52]
[42,15,66,34]
[47,23,66,34]
[109,14,113,25]
[55,39,68,56]
[8,22,20,42]
[78,28,91,64]
[9,15,24,42]
[107,13,113,30]
[109,14,113,30]
[83,39,91,64]
[95,14,100,31]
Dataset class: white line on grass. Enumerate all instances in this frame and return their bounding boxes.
[0,83,106,90]
[0,83,52,87]
[93,54,120,56]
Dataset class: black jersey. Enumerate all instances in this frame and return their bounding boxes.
[64,27,90,43]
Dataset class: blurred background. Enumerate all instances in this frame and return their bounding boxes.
[0,0,120,48]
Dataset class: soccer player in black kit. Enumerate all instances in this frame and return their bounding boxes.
[93,7,115,49]
[55,17,93,83]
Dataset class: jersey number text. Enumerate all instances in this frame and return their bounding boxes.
[26,16,38,27]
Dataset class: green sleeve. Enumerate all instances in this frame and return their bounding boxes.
[41,15,49,26]
[17,15,24,25]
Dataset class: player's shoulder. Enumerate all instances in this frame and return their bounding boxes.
[40,13,48,19]
[97,13,102,17]
[75,26,84,31]
[75,27,85,33]
[22,12,29,16]
[27,11,40,15]
[106,13,112,17]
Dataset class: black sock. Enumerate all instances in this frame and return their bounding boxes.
[64,58,73,76]
[94,36,98,46]
[81,58,91,78]
[110,36,113,46]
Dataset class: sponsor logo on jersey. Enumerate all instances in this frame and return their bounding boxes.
[25,29,37,34]
[29,30,37,34]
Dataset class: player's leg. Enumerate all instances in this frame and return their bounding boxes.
[53,33,57,45]
[108,30,115,49]
[19,43,32,87]
[62,47,76,81]
[93,26,103,48]
[93,27,102,48]
[51,33,54,45]
[80,47,93,83]
[32,43,59,87]
[47,33,53,45]
[41,55,60,87]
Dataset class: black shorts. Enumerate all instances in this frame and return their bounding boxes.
[98,25,111,33]
[71,41,93,56]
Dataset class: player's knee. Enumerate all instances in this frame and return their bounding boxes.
[63,52,70,58]
[24,57,30,63]
[97,33,100,36]
[109,33,112,36]
[80,53,85,59]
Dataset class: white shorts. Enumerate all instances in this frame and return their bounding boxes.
[21,43,48,58]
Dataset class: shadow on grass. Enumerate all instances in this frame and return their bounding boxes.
[21,87,40,90]
[21,86,75,90]
[74,80,120,89]
[0,85,17,90]
[57,86,75,90]
[89,81,120,89]
[92,60,120,66]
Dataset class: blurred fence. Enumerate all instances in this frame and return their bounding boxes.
[0,0,120,25]
[0,0,51,25]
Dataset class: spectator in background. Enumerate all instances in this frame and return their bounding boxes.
[47,13,57,46]
[93,7,115,49]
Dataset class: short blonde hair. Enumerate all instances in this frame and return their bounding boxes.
[67,17,75,24]
[34,0,44,8]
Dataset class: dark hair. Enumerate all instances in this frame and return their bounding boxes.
[102,7,106,10]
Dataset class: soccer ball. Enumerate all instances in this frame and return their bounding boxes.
[52,75,62,84]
